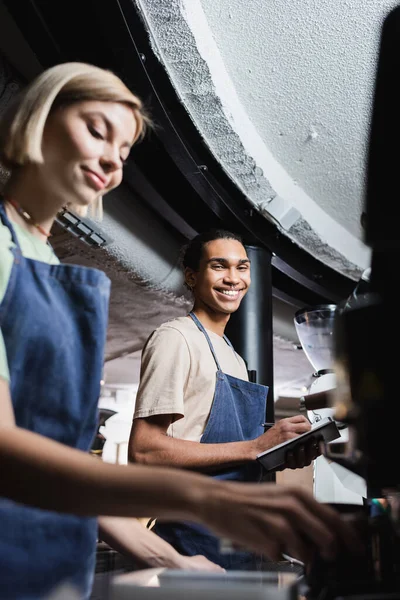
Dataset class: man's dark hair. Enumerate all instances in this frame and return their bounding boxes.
[182,229,243,272]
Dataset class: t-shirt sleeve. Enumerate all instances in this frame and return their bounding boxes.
[134,327,191,422]
[0,331,10,382]
[0,222,13,383]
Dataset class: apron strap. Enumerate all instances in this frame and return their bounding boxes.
[0,199,22,250]
[223,334,234,348]
[189,312,223,371]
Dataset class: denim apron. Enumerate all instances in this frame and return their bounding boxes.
[154,312,269,570]
[0,201,110,599]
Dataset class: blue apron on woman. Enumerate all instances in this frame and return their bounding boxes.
[0,201,110,599]
[154,312,269,570]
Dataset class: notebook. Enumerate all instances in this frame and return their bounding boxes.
[256,417,341,472]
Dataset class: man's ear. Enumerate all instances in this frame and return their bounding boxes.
[184,267,196,289]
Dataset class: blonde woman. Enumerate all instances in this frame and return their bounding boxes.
[0,63,356,599]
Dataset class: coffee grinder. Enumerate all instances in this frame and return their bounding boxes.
[294,306,366,504]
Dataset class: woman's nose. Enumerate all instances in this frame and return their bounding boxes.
[100,146,122,172]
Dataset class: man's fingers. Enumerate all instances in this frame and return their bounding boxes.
[284,432,301,440]
[286,446,306,469]
[305,440,321,463]
[286,415,311,424]
[286,421,311,435]
[285,451,297,470]
[295,445,306,468]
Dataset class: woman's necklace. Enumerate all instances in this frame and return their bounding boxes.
[6,198,52,238]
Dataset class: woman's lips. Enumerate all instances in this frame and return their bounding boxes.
[82,168,107,191]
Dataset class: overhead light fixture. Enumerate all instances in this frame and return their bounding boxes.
[258,195,301,230]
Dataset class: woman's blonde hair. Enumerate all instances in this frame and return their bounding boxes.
[0,62,150,217]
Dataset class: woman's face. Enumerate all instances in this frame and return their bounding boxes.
[40,100,137,207]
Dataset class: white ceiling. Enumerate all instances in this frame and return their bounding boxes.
[198,0,386,237]
[137,0,399,278]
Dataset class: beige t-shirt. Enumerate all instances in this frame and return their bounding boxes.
[134,316,248,442]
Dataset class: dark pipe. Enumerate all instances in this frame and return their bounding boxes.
[225,245,274,423]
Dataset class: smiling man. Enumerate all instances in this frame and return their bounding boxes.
[129,230,316,569]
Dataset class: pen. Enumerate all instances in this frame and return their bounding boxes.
[262,422,275,429]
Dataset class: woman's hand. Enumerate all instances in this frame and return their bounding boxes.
[0,418,360,568]
[172,554,225,572]
[197,481,361,565]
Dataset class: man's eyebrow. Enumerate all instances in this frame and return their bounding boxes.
[86,111,132,148]
[207,257,251,264]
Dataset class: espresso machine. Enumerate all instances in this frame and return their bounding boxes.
[303,6,400,598]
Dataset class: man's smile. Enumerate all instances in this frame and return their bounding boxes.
[214,287,245,299]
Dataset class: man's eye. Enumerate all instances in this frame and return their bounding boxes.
[213,265,224,270]
[88,125,104,140]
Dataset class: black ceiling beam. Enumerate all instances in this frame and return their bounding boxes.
[5,0,357,306]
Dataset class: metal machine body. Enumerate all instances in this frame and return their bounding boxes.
[303,6,400,598]
[110,569,299,600]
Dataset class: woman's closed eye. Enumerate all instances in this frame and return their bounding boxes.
[88,124,105,140]
[88,121,131,165]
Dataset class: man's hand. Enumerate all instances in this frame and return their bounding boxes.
[250,415,320,470]
[284,439,321,470]
[252,415,311,456]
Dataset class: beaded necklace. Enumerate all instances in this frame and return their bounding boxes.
[6,198,52,238]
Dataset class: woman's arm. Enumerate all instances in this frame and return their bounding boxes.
[98,517,223,571]
[0,378,15,427]
[0,380,359,563]
[0,379,200,519]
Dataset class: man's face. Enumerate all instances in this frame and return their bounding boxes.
[186,238,251,315]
